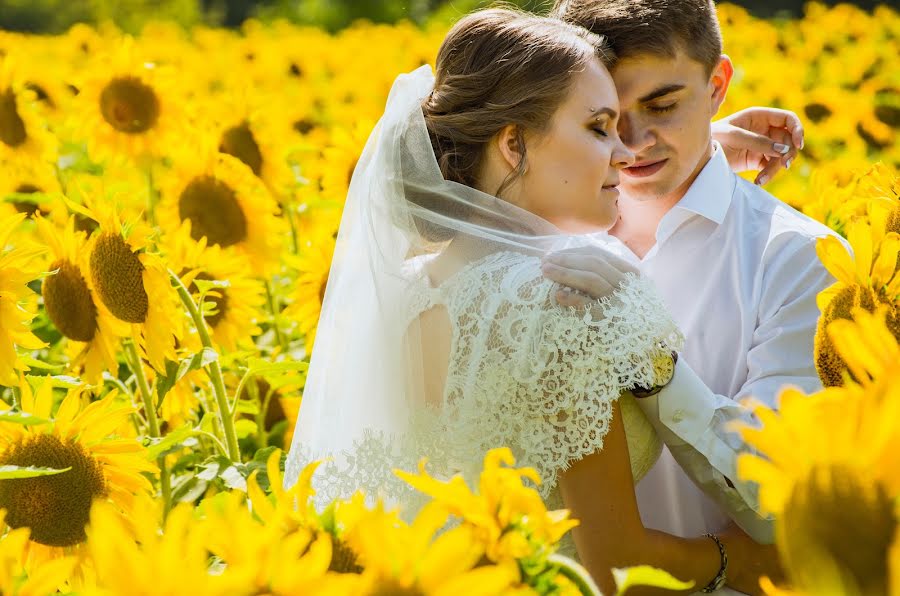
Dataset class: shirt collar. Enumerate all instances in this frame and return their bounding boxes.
[670,142,734,225]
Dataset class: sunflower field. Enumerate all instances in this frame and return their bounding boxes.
[0,2,898,594]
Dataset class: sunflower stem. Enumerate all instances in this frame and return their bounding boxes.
[231,368,253,419]
[285,199,300,254]
[169,270,242,463]
[123,339,172,518]
[548,554,602,596]
[265,281,289,354]
[191,430,229,459]
[146,163,157,228]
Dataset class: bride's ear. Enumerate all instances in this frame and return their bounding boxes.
[496,124,526,173]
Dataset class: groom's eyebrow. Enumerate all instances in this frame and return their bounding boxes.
[639,84,686,103]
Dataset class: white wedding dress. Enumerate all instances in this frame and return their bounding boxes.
[286,249,682,558]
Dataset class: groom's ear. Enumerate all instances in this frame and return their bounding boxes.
[497,124,526,173]
[708,54,734,115]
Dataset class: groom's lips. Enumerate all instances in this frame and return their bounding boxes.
[623,159,668,178]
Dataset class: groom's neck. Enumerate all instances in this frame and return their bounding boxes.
[607,197,673,259]
[609,145,714,259]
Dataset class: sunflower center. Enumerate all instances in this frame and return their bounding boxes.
[90,232,149,323]
[178,175,248,248]
[44,259,98,342]
[328,536,363,573]
[219,122,263,177]
[189,272,228,328]
[780,465,895,595]
[0,434,106,547]
[99,76,160,134]
[0,87,27,148]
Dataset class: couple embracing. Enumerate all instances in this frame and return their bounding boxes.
[286,1,835,594]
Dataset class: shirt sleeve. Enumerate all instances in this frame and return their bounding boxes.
[634,233,835,544]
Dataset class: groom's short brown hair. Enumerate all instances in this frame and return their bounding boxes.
[551,0,723,75]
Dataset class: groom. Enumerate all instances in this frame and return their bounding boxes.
[544,0,838,592]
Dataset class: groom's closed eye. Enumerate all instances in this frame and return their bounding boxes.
[639,84,685,114]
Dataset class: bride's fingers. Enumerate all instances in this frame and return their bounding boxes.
[541,262,618,299]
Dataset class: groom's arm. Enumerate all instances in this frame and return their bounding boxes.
[634,233,834,544]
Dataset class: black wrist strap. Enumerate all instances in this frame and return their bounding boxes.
[701,532,728,593]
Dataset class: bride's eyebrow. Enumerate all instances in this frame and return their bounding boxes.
[588,107,618,120]
[639,84,686,103]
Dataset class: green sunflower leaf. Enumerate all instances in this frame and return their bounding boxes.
[0,465,72,479]
[0,410,52,426]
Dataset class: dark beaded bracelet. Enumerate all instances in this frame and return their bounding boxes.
[701,532,728,593]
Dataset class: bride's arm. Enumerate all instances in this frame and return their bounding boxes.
[558,399,723,595]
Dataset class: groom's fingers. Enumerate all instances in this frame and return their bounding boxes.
[541,262,618,299]
[543,249,638,276]
[542,254,628,286]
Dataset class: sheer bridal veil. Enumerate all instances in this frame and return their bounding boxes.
[283,65,656,505]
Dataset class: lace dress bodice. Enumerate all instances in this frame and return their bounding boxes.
[285,250,682,520]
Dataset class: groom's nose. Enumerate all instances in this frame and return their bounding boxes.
[618,112,655,155]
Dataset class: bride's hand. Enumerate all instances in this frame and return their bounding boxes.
[541,246,639,309]
[712,107,805,186]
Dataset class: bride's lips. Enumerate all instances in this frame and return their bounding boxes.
[623,158,668,178]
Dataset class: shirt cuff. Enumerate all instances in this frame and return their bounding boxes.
[645,358,718,446]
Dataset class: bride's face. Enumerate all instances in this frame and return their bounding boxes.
[513,58,634,234]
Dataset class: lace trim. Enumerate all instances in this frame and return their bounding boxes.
[286,253,682,512]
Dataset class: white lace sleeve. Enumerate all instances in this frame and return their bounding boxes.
[442,269,683,496]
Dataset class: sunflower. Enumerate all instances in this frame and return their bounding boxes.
[162,221,265,352]
[0,377,156,572]
[196,88,297,199]
[0,55,57,175]
[158,145,284,273]
[84,496,237,596]
[284,218,337,350]
[35,216,125,383]
[0,213,46,386]
[200,485,357,595]
[69,36,186,165]
[317,119,375,203]
[732,309,900,595]
[343,500,520,596]
[814,212,900,386]
[75,194,182,372]
[0,511,77,596]
[0,162,65,223]
[396,448,578,564]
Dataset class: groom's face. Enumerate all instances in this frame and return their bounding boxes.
[611,48,727,203]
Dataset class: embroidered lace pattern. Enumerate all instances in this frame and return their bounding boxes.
[285,251,682,513]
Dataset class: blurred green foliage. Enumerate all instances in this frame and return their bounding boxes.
[0,0,885,33]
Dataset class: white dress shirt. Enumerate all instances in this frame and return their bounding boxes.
[602,146,838,551]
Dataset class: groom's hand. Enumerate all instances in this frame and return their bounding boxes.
[713,107,805,186]
[540,246,639,309]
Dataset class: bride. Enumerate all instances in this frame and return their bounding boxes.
[287,8,785,593]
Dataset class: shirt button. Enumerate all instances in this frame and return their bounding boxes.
[672,409,685,423]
